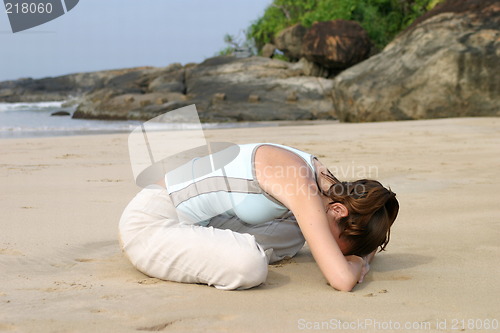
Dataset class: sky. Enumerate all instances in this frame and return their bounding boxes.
[0,0,271,81]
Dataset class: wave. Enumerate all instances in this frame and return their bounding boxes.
[0,101,66,112]
[0,126,134,132]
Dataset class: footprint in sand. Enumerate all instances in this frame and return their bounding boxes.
[363,290,389,297]
[0,248,24,256]
[136,320,179,331]
[75,258,96,263]
[137,278,162,285]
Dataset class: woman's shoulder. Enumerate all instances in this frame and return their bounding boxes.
[254,144,307,165]
[254,144,316,187]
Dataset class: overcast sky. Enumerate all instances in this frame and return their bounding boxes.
[0,0,271,81]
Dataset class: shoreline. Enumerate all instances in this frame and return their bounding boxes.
[1,117,499,332]
[0,118,338,140]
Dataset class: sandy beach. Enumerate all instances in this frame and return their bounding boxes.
[1,117,499,332]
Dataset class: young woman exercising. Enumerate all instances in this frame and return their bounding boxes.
[119,143,399,291]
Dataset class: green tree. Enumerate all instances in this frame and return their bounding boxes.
[247,0,444,54]
[246,0,317,50]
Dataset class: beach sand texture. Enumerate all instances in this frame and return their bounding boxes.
[1,117,499,332]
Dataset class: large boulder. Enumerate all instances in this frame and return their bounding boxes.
[72,65,187,120]
[274,24,308,61]
[301,20,373,72]
[332,0,500,122]
[184,56,334,122]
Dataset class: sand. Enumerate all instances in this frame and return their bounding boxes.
[1,117,499,332]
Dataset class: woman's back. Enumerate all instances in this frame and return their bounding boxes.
[164,143,316,225]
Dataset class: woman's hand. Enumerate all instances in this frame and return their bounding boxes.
[359,250,377,283]
[345,255,370,283]
[358,256,370,283]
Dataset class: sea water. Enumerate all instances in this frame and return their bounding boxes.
[0,101,287,139]
[0,101,146,139]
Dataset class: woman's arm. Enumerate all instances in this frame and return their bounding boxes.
[255,146,363,291]
[288,191,364,291]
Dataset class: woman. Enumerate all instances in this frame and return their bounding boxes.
[119,143,399,291]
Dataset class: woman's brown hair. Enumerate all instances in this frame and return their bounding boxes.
[320,172,399,257]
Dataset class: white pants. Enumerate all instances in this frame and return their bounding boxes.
[119,185,305,290]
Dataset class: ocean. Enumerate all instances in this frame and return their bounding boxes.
[0,101,298,140]
[0,101,145,139]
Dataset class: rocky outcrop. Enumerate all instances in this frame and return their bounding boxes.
[184,56,334,122]
[71,56,335,121]
[331,0,500,122]
[0,67,155,103]
[1,55,335,122]
[301,20,373,73]
[72,64,188,120]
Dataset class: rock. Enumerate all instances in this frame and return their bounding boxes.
[155,97,168,105]
[50,110,71,116]
[185,56,335,122]
[3,55,334,122]
[332,0,500,122]
[72,65,188,120]
[212,93,226,102]
[301,20,372,72]
[148,63,185,93]
[261,43,276,58]
[139,100,151,107]
[286,91,298,102]
[163,92,187,102]
[61,99,81,107]
[274,24,308,61]
[296,58,329,77]
[0,77,74,102]
[102,67,163,95]
[0,67,156,103]
[125,95,135,103]
[404,0,497,32]
[73,92,175,120]
[248,94,260,103]
[127,101,191,120]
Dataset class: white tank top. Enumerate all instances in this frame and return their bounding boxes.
[165,143,316,225]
